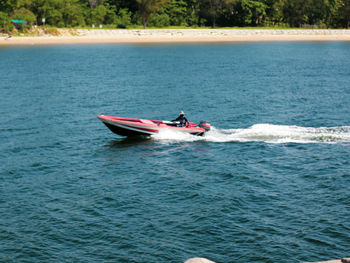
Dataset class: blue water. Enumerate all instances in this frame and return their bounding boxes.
[1,42,349,263]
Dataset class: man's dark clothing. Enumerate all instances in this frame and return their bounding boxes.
[172,115,189,127]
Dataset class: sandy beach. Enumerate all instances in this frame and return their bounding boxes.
[1,29,350,45]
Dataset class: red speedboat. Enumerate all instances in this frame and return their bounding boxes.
[98,115,211,137]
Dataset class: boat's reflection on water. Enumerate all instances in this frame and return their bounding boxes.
[107,136,152,148]
[105,135,196,154]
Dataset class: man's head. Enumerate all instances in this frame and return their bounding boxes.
[180,111,185,116]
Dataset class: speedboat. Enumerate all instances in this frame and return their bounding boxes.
[98,115,211,137]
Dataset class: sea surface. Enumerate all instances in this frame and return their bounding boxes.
[1,42,349,263]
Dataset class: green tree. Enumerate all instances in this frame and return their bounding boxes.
[0,0,15,13]
[62,0,87,26]
[48,9,64,26]
[103,3,117,24]
[183,0,201,26]
[0,11,11,31]
[199,0,225,27]
[210,0,222,27]
[167,0,188,26]
[136,0,169,28]
[324,0,343,27]
[37,0,65,26]
[148,11,170,26]
[105,0,138,13]
[213,0,239,27]
[115,8,132,25]
[240,0,267,26]
[263,0,285,26]
[283,0,308,27]
[90,4,107,25]
[338,0,350,27]
[305,0,329,25]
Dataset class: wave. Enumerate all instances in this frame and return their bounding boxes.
[151,124,350,144]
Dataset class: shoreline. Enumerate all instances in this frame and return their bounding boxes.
[185,258,350,263]
[1,29,350,45]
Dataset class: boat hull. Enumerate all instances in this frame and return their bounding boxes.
[98,115,207,137]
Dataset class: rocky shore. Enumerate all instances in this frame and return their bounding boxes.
[76,28,350,36]
[1,28,350,45]
[305,258,350,263]
[183,258,350,263]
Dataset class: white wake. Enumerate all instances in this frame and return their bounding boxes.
[151,124,350,144]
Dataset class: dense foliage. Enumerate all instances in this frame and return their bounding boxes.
[1,0,350,31]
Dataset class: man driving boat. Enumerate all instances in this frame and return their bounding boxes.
[172,111,189,127]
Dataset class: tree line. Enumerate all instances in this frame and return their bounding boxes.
[1,0,350,32]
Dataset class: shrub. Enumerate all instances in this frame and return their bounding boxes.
[12,8,36,28]
[104,4,117,25]
[47,9,63,27]
[148,13,170,27]
[63,4,86,27]
[115,8,132,26]
[45,27,60,36]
